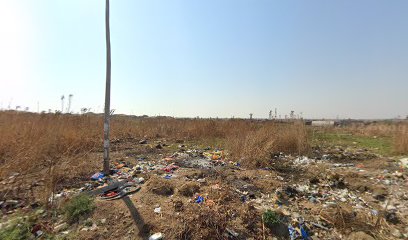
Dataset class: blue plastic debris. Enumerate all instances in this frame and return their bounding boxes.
[195,195,204,204]
[164,175,172,180]
[299,218,310,240]
[91,172,104,181]
[300,226,309,239]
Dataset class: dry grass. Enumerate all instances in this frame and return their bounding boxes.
[4,111,407,204]
[344,121,404,137]
[0,111,102,205]
[226,121,310,167]
[0,111,310,204]
[0,112,310,175]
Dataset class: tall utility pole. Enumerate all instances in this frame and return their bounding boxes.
[103,0,112,175]
[61,95,65,113]
[67,94,73,113]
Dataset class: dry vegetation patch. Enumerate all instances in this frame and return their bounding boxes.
[146,176,175,196]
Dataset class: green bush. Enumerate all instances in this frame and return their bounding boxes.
[0,217,33,240]
[62,194,95,224]
[263,210,281,228]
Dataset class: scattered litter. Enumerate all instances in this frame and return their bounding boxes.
[154,207,161,214]
[299,218,310,239]
[332,163,354,168]
[293,156,315,165]
[3,137,408,240]
[197,178,206,183]
[99,183,141,201]
[149,232,163,240]
[136,177,145,184]
[288,224,299,240]
[226,227,239,237]
[163,164,179,173]
[195,195,204,204]
[91,172,104,181]
[400,158,408,168]
[311,222,329,231]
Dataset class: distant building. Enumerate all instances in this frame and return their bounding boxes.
[311,120,335,126]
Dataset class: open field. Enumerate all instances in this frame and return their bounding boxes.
[1,111,408,239]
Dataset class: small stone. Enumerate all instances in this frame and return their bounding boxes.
[90,223,98,231]
[391,229,401,238]
[35,209,45,215]
[386,211,400,224]
[394,172,403,178]
[54,223,67,232]
[372,187,387,201]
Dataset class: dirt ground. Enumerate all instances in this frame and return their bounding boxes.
[1,137,408,240]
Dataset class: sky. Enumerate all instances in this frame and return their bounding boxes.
[0,0,407,119]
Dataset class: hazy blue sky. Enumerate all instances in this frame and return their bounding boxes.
[1,0,407,119]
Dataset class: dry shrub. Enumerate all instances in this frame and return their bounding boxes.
[394,123,408,154]
[170,205,229,240]
[345,122,398,137]
[320,204,375,233]
[0,112,103,205]
[226,121,309,167]
[146,176,175,196]
[241,204,261,233]
[178,182,200,197]
[0,112,101,175]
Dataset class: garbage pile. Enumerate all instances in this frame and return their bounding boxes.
[1,140,407,239]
